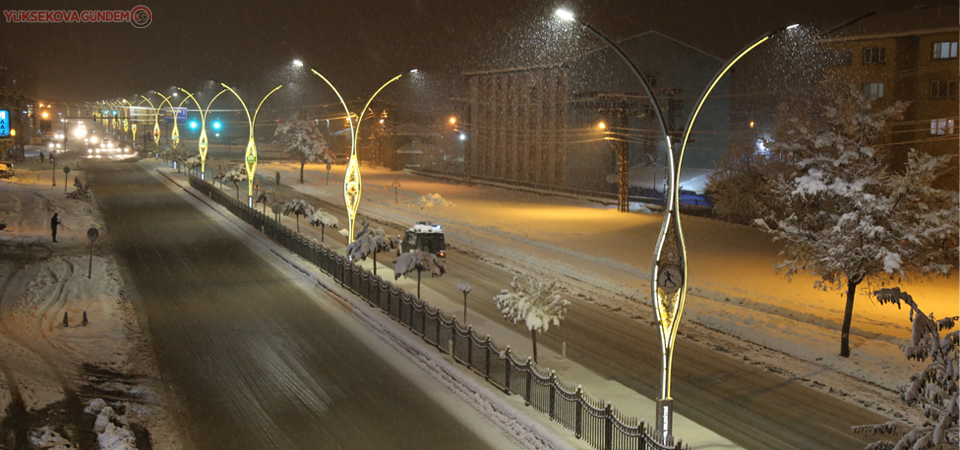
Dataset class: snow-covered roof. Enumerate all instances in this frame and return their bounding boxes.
[409,221,443,234]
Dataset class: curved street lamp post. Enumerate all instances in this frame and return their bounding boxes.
[220,83,284,207]
[556,8,790,441]
[307,65,406,243]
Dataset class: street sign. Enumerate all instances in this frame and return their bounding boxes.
[253,180,261,191]
[87,227,99,241]
[392,179,401,189]
[0,108,9,138]
[163,107,187,125]
[657,266,683,294]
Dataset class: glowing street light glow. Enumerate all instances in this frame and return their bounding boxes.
[292,59,304,67]
[449,116,457,125]
[554,8,576,22]
[787,23,800,29]
[597,121,606,129]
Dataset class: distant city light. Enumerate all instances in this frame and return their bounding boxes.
[459,133,467,141]
[189,120,199,130]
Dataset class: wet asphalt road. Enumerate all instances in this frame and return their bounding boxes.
[90,161,494,450]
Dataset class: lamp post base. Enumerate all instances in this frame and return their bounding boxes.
[656,398,673,443]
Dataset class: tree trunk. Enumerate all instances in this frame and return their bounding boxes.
[321,226,325,243]
[326,169,330,185]
[531,329,538,363]
[234,184,239,200]
[373,249,378,276]
[300,160,305,184]
[839,277,861,358]
[296,215,300,233]
[417,270,421,299]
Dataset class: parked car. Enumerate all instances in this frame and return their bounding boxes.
[0,161,15,179]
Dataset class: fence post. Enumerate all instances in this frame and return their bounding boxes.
[466,326,474,369]
[420,304,426,337]
[575,386,583,439]
[675,439,683,450]
[525,357,532,406]
[436,309,442,346]
[504,346,512,394]
[638,420,645,450]
[604,402,613,450]
[549,370,556,421]
[451,316,458,361]
[484,335,491,380]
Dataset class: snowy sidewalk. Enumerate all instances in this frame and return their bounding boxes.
[155,163,739,449]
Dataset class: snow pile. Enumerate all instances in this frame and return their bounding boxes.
[413,193,454,209]
[30,425,74,449]
[86,399,137,450]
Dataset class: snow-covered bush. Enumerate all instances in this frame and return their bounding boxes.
[283,198,315,232]
[346,219,399,275]
[393,249,446,299]
[852,288,958,449]
[222,166,247,200]
[494,274,570,363]
[756,84,959,357]
[308,209,338,243]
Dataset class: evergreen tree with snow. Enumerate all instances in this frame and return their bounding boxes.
[852,287,958,449]
[494,274,570,363]
[346,219,400,275]
[275,116,334,184]
[308,209,338,243]
[756,85,959,358]
[283,199,315,233]
[393,250,446,299]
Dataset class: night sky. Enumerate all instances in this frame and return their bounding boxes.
[2,0,955,103]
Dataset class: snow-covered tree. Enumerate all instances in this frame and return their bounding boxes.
[185,156,201,176]
[494,274,570,363]
[393,250,446,299]
[308,209,338,243]
[208,157,231,189]
[275,116,334,184]
[345,219,400,275]
[283,199,315,233]
[222,167,247,200]
[707,134,794,225]
[852,287,958,449]
[756,85,959,357]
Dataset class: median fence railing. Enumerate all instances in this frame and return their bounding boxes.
[189,175,688,450]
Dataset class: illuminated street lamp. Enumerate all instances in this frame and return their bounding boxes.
[220,82,284,207]
[179,87,228,180]
[556,7,789,441]
[307,64,408,243]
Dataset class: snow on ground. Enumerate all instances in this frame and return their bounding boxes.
[0,153,183,449]
[252,159,958,428]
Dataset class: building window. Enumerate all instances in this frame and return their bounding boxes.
[932,41,958,59]
[931,80,957,98]
[862,47,886,64]
[862,82,884,99]
[930,118,956,135]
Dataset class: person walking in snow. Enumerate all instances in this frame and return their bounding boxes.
[51,213,61,243]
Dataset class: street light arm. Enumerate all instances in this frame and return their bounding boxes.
[576,20,671,149]
[251,85,284,134]
[202,89,229,125]
[676,32,773,191]
[310,69,355,143]
[220,83,253,135]
[354,74,402,146]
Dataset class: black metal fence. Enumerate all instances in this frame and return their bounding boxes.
[189,175,689,450]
